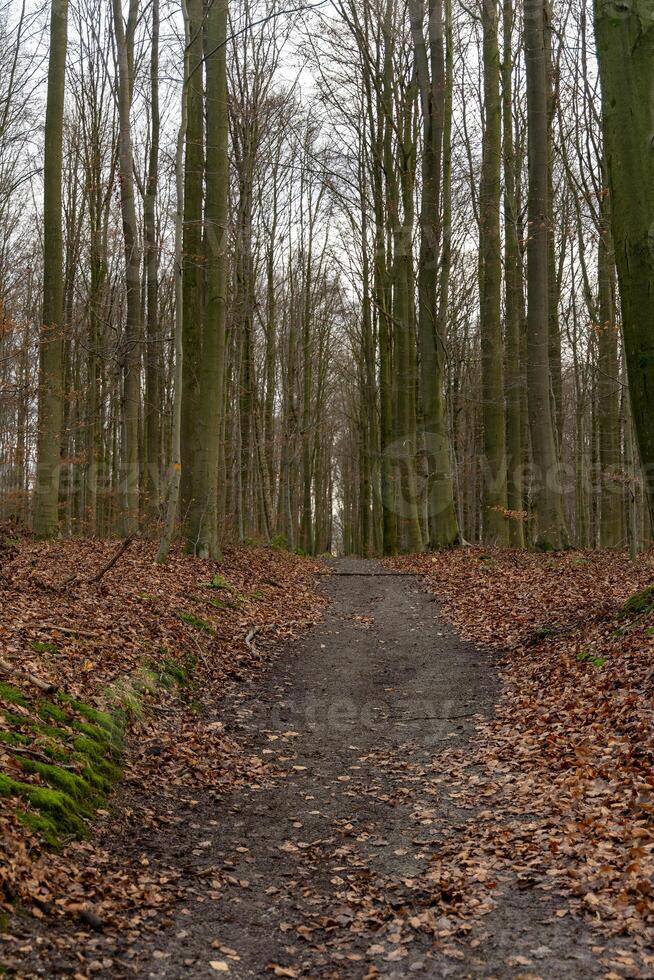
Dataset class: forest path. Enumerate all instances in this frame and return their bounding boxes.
[109,557,617,979]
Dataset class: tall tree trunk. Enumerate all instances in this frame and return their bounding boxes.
[157,0,189,564]
[480,0,508,544]
[378,0,398,555]
[180,0,205,549]
[112,0,142,536]
[393,91,423,555]
[502,0,524,546]
[194,0,229,558]
[409,0,459,550]
[359,189,375,557]
[597,190,623,548]
[524,0,569,549]
[300,259,314,555]
[144,0,161,524]
[34,0,69,538]
[595,0,654,528]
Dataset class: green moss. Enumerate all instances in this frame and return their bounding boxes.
[73,719,113,749]
[77,759,120,795]
[16,809,60,848]
[3,710,28,727]
[0,774,87,837]
[621,585,654,618]
[176,610,215,634]
[0,774,14,797]
[204,574,233,591]
[3,655,186,849]
[0,730,29,746]
[30,641,59,655]
[16,760,96,810]
[41,739,71,762]
[58,696,124,748]
[73,737,122,782]
[0,682,28,706]
[533,625,556,641]
[576,650,607,668]
[72,734,104,760]
[25,786,87,837]
[204,596,230,610]
[160,657,192,686]
[34,721,67,739]
[39,700,69,725]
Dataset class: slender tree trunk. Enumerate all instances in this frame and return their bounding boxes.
[409,0,459,550]
[378,3,398,555]
[157,0,189,564]
[544,2,563,452]
[144,0,161,524]
[524,0,569,549]
[34,0,69,538]
[502,0,524,546]
[194,0,229,558]
[597,192,623,548]
[480,0,508,544]
[359,192,375,556]
[300,276,314,555]
[112,0,141,536]
[595,0,654,527]
[181,0,205,547]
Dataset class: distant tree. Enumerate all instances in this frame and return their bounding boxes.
[595,0,654,528]
[34,0,69,538]
[112,0,142,536]
[479,0,508,544]
[524,0,569,549]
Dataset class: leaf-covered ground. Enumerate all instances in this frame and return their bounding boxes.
[3,543,654,978]
[388,548,654,970]
[0,537,325,959]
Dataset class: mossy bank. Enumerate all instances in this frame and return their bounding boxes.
[0,660,191,849]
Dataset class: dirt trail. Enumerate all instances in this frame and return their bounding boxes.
[11,560,633,977]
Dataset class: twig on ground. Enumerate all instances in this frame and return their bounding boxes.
[0,657,57,694]
[85,537,134,585]
[29,538,134,591]
[245,626,261,654]
[4,744,77,769]
[35,624,100,638]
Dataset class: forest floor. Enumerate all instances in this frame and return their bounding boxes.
[2,543,654,977]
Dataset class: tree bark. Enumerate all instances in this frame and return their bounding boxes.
[524,0,569,549]
[409,0,459,549]
[157,0,189,564]
[480,0,508,544]
[112,0,142,537]
[595,0,654,531]
[34,0,69,538]
[144,0,161,524]
[597,192,623,548]
[502,0,525,547]
[180,0,205,548]
[195,0,229,558]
